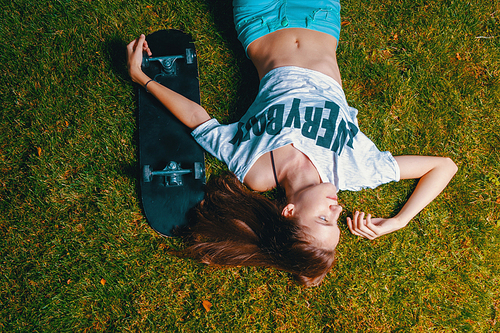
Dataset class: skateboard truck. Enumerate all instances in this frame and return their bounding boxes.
[143,161,204,187]
[142,48,195,76]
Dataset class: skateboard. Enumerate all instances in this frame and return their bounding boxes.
[138,29,206,236]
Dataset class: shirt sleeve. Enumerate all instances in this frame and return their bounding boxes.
[337,131,400,191]
[191,118,239,168]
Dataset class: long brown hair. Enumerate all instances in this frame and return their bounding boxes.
[179,172,336,287]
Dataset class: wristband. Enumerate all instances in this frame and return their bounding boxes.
[144,79,154,93]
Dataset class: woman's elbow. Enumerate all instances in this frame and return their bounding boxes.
[442,157,458,177]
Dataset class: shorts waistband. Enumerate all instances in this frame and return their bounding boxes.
[233,0,341,55]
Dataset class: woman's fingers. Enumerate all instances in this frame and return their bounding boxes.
[127,35,147,58]
[127,35,141,52]
[362,213,379,239]
[356,212,376,239]
[142,39,152,56]
[126,35,152,81]
[347,216,361,237]
[348,211,379,240]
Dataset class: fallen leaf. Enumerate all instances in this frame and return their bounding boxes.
[341,21,351,27]
[389,110,400,121]
[202,300,212,312]
[382,49,393,59]
[67,279,72,284]
[37,147,42,156]
[100,278,106,286]
[456,52,462,60]
[496,197,500,204]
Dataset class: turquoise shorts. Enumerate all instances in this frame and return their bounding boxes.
[233,0,341,55]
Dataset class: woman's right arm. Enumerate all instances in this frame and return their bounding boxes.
[127,35,211,130]
[347,155,458,239]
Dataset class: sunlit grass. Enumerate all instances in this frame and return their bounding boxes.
[1,0,499,331]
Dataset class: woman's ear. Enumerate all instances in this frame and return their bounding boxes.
[282,203,295,218]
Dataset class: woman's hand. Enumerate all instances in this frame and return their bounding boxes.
[124,34,211,129]
[126,34,152,84]
[347,156,457,240]
[347,211,406,240]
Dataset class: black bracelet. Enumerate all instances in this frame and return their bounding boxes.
[145,79,154,93]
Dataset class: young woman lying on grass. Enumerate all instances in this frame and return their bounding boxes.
[126,0,457,286]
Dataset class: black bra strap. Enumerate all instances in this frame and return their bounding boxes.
[270,150,279,188]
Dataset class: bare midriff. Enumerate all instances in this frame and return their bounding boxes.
[247,28,341,86]
[243,29,341,191]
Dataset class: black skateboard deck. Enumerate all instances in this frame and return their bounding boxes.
[138,29,206,236]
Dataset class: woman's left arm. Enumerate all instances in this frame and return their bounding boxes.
[347,155,458,239]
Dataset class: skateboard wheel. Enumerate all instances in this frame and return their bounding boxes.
[186,48,195,65]
[194,162,204,179]
[143,165,153,182]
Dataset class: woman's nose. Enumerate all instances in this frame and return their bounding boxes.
[330,204,342,213]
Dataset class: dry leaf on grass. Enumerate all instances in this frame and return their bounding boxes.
[202,300,212,312]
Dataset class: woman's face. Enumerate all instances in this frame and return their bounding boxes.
[283,182,342,250]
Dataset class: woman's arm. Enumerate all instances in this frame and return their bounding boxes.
[127,35,211,130]
[347,155,458,239]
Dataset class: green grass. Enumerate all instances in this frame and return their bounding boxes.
[1,0,499,331]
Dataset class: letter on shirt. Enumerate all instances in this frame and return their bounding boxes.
[301,106,324,139]
[284,98,301,129]
[316,101,339,148]
[266,104,284,135]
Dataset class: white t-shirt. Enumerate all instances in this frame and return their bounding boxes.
[192,66,400,192]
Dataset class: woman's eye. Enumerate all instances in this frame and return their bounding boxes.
[320,216,327,222]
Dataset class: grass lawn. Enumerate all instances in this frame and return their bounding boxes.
[1,0,499,331]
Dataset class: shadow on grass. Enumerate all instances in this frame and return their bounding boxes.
[103,35,130,83]
[205,0,260,124]
[102,35,142,197]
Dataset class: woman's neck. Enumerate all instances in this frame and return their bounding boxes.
[243,144,321,194]
[274,145,322,203]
